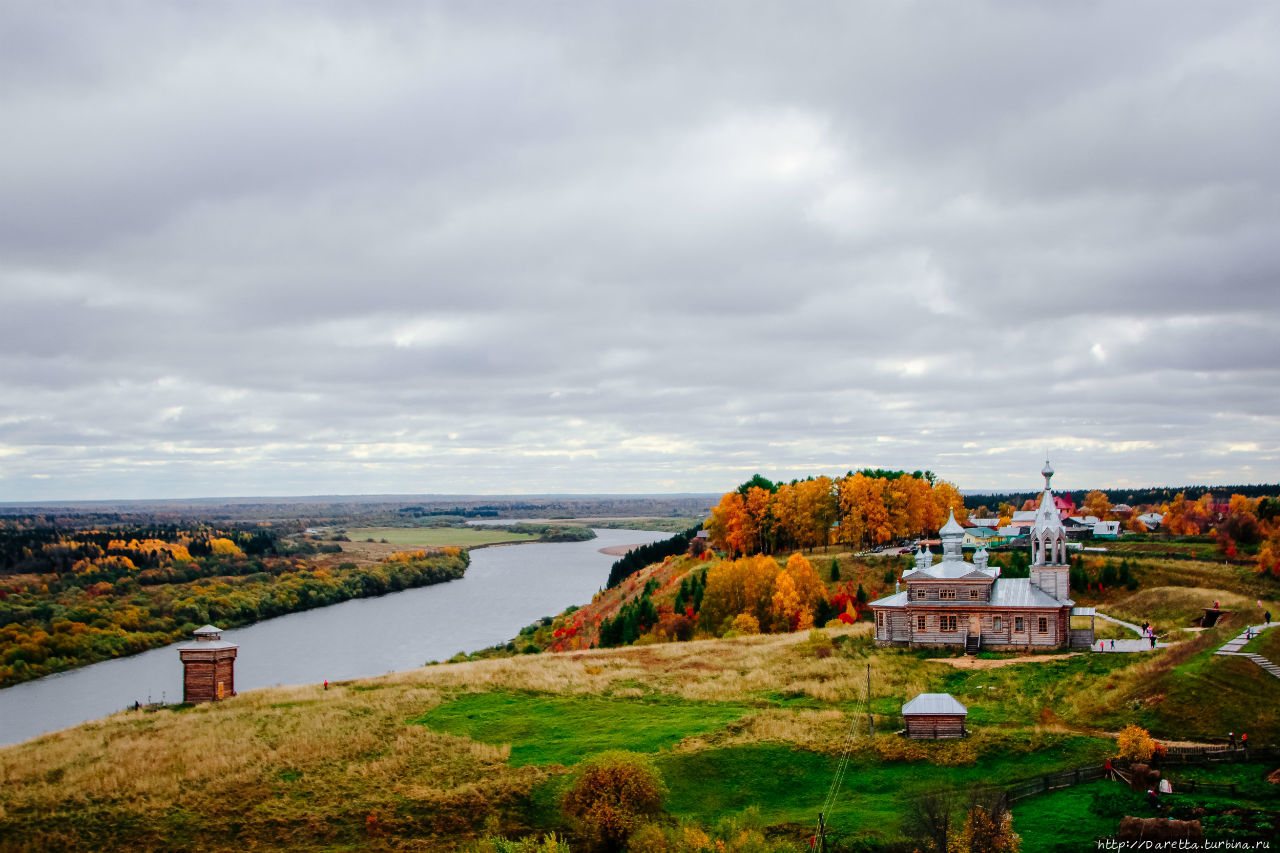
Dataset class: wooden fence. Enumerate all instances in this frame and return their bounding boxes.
[1001,765,1107,802]
[985,745,1277,804]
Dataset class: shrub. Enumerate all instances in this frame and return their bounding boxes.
[1116,723,1158,763]
[561,751,667,852]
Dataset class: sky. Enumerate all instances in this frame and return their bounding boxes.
[1,2,1278,501]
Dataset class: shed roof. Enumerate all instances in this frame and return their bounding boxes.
[902,693,967,716]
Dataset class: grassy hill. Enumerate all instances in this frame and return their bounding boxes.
[4,536,1280,851]
[3,618,1278,851]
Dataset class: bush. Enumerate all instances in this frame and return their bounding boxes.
[1116,724,1157,763]
[561,751,667,852]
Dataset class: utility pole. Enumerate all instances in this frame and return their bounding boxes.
[866,662,873,736]
[815,811,826,853]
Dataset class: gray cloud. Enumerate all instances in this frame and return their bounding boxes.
[1,1,1278,500]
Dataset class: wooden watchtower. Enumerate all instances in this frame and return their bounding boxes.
[178,625,238,703]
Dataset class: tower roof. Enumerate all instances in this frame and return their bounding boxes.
[1033,489,1064,532]
[1041,459,1054,489]
[940,510,964,537]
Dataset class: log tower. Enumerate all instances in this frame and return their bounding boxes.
[178,625,238,703]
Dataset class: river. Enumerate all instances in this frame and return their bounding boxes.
[0,527,667,747]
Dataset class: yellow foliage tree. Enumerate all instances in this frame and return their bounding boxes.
[1082,490,1112,520]
[209,538,244,558]
[784,553,827,616]
[730,612,761,635]
[770,572,802,632]
[1116,724,1157,763]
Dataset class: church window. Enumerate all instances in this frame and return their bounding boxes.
[876,612,883,627]
[917,615,926,631]
[940,589,956,600]
[994,616,1003,632]
[942,615,958,632]
[1015,616,1024,632]
[969,588,980,600]
[1038,616,1048,633]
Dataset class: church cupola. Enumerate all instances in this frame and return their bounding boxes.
[915,544,932,572]
[973,543,989,572]
[939,509,964,561]
[1041,459,1054,490]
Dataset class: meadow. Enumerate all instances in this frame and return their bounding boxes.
[4,531,1280,850]
[343,526,541,548]
[4,615,1277,851]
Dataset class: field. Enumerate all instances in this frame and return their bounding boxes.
[343,526,540,548]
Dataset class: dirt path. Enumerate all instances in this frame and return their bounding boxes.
[930,652,1082,669]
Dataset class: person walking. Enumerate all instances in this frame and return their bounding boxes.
[1229,731,1236,748]
[1266,610,1272,625]
[1242,732,1248,749]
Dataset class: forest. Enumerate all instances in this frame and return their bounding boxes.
[704,471,966,555]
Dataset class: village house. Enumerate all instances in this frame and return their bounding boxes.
[870,462,1092,652]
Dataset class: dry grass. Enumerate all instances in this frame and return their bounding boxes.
[1105,586,1268,633]
[0,624,896,850]
[0,681,544,850]
[0,620,1153,851]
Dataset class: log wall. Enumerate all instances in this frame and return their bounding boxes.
[905,714,966,739]
[180,648,237,703]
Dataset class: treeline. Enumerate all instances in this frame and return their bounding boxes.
[606,526,703,588]
[969,483,1280,513]
[0,523,294,576]
[705,472,966,556]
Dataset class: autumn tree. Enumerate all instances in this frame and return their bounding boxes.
[1116,724,1158,763]
[699,555,779,633]
[783,552,827,618]
[561,751,666,852]
[1162,493,1209,536]
[1082,490,1112,520]
[770,572,803,632]
[920,477,957,530]
[951,799,1020,853]
[1220,494,1262,547]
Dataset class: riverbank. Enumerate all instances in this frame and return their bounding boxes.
[0,550,468,690]
[0,528,669,746]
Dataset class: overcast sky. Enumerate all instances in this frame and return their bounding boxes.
[1,2,1278,501]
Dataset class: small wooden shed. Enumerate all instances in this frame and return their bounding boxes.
[902,692,968,739]
[178,625,238,703]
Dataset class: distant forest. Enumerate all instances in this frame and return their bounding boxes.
[968,483,1280,511]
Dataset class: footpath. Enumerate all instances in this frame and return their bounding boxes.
[1213,621,1280,680]
[1091,612,1172,652]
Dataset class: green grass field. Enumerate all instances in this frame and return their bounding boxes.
[413,691,755,765]
[1014,764,1280,852]
[344,526,540,547]
[412,686,1116,845]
